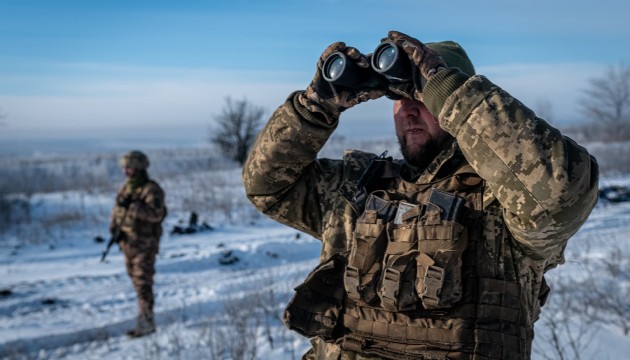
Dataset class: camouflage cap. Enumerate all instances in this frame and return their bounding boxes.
[120,150,150,170]
[426,41,475,76]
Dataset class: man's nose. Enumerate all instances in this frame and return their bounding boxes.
[399,98,421,116]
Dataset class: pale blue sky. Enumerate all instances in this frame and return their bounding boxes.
[1,0,629,144]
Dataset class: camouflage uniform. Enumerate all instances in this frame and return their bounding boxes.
[243,44,598,359]
[110,151,167,336]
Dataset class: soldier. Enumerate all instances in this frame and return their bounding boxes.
[243,31,599,359]
[110,150,167,338]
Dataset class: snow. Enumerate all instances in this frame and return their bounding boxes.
[1,214,320,359]
[1,153,630,359]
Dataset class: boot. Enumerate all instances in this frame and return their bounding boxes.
[127,313,155,338]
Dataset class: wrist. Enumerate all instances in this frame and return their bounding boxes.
[423,68,470,117]
[297,91,340,125]
[426,65,447,78]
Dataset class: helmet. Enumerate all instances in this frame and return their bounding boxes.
[120,150,150,170]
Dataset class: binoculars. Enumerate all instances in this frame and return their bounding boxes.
[322,41,413,88]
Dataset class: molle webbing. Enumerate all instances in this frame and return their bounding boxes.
[341,277,529,359]
[341,334,528,360]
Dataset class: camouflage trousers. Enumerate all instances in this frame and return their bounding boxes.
[121,241,158,320]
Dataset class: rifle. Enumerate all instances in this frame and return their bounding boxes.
[101,199,131,262]
[101,227,124,262]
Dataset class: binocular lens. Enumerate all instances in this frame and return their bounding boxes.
[322,51,374,87]
[323,53,346,82]
[375,45,397,72]
[371,41,411,82]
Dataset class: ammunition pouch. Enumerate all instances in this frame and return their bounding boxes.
[344,190,469,312]
[283,253,348,341]
[415,209,468,309]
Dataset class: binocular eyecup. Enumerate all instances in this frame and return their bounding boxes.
[322,41,413,89]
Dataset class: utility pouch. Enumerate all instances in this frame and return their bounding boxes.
[415,189,468,309]
[378,221,419,311]
[345,192,392,305]
[283,253,347,341]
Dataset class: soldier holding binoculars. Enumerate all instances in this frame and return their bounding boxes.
[243,31,598,360]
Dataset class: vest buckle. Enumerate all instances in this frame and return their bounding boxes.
[379,267,401,310]
[419,264,444,308]
[344,265,361,300]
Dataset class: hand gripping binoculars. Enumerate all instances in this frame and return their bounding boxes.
[322,41,415,89]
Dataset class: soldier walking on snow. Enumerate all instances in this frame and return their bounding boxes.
[110,150,166,338]
[243,31,598,359]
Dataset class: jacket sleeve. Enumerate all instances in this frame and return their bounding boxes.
[427,72,599,260]
[242,91,346,239]
[109,185,125,233]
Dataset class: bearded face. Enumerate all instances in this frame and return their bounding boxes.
[398,131,451,169]
[393,98,452,169]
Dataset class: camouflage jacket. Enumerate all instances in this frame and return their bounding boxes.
[243,74,599,358]
[110,179,167,250]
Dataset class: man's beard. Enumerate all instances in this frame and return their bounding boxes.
[398,133,451,170]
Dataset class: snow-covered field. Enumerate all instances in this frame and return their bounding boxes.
[1,145,630,360]
[1,218,318,359]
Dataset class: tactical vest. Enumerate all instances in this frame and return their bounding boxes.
[284,154,539,360]
[114,179,166,240]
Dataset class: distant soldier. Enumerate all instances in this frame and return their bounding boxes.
[243,31,599,359]
[110,150,166,337]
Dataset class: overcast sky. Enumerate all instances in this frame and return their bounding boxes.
[1,0,629,144]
